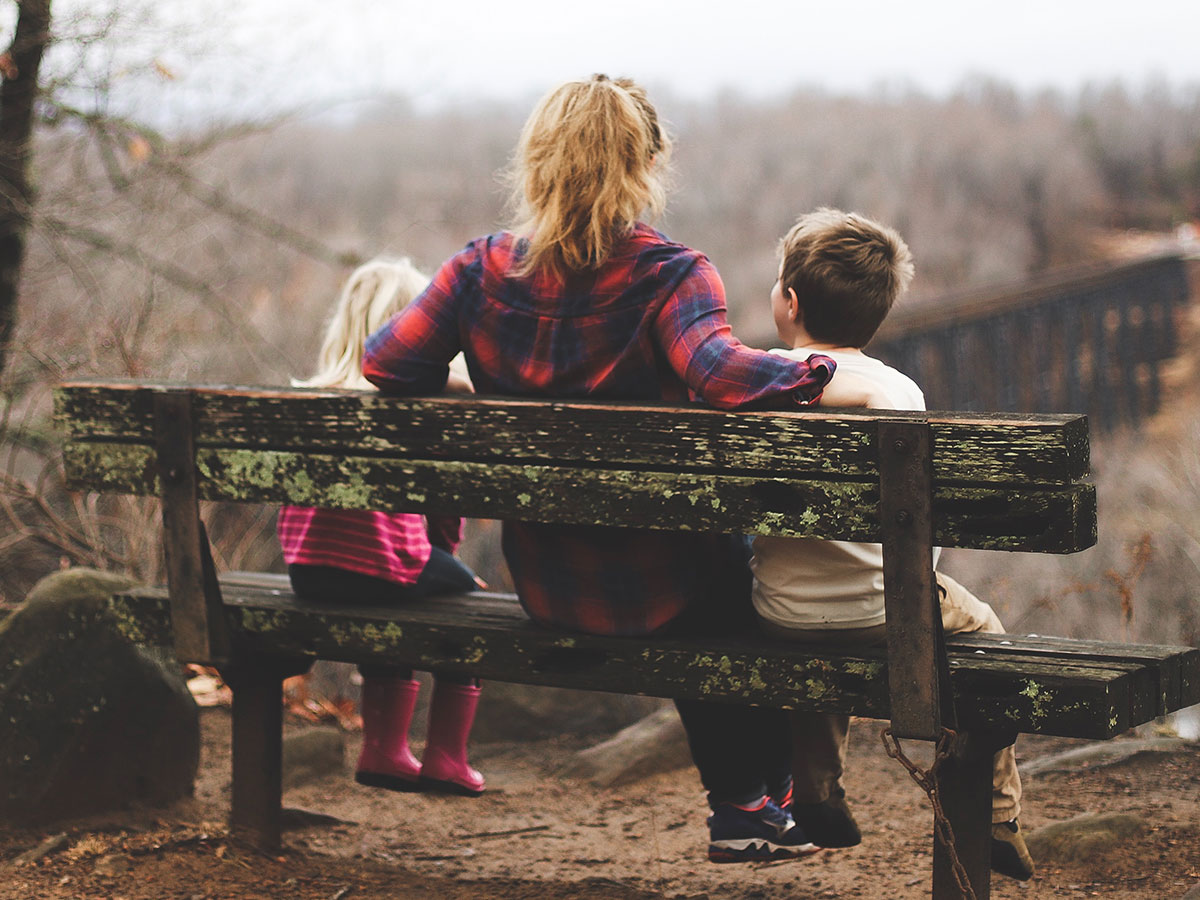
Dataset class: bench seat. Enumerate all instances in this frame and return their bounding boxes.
[109,572,1200,741]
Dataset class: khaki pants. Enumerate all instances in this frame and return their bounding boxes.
[765,572,1022,823]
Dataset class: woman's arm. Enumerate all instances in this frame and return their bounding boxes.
[363,250,469,394]
[653,258,834,410]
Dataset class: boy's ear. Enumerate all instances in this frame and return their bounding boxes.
[786,287,801,323]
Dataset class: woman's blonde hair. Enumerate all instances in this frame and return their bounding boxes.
[295,258,431,390]
[508,74,672,278]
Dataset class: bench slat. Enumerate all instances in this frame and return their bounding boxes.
[56,382,1091,484]
[63,442,1097,552]
[949,633,1200,715]
[107,582,1159,740]
[219,574,1194,729]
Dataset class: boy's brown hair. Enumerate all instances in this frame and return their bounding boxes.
[778,208,914,348]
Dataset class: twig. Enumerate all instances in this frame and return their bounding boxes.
[452,824,552,841]
[11,832,69,865]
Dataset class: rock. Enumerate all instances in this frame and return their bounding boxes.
[1181,882,1200,900]
[560,706,691,786]
[24,568,137,606]
[0,568,199,825]
[1135,705,1200,741]
[1022,737,1193,776]
[1024,812,1148,862]
[282,726,345,789]
[464,681,665,743]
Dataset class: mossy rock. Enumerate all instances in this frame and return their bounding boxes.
[0,568,199,825]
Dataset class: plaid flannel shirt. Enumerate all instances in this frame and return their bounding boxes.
[363,224,834,635]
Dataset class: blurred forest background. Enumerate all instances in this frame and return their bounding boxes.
[2,3,1200,652]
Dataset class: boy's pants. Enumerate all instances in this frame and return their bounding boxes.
[765,572,1022,824]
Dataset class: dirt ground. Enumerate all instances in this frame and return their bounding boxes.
[2,709,1198,900]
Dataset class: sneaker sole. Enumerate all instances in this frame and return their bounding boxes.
[708,838,820,863]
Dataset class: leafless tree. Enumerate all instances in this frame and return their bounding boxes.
[0,0,51,378]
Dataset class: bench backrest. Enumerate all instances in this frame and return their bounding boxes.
[56,380,1097,741]
[57,381,1095,552]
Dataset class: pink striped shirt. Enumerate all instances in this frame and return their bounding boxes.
[277,506,462,585]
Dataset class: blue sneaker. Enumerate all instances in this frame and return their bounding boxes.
[707,796,819,863]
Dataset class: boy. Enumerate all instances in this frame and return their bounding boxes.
[752,208,1034,881]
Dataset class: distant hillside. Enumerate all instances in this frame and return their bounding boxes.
[17,81,1200,389]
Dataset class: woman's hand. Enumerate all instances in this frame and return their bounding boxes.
[818,369,887,408]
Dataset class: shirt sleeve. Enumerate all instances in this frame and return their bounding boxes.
[652,257,835,410]
[362,248,470,394]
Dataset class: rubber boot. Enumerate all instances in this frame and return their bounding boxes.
[419,680,485,796]
[355,676,423,792]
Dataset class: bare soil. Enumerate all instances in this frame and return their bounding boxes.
[2,710,1198,899]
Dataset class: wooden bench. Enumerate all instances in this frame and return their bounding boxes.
[55,380,1200,900]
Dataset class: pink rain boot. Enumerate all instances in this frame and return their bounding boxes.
[419,680,485,796]
[355,676,423,792]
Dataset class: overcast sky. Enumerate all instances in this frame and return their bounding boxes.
[41,0,1200,122]
[217,0,1198,107]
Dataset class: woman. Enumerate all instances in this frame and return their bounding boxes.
[363,74,863,861]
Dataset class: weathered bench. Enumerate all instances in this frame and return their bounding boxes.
[55,380,1200,900]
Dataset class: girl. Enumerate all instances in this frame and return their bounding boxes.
[278,258,484,796]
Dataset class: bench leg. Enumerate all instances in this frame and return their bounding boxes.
[932,730,994,900]
[226,658,308,849]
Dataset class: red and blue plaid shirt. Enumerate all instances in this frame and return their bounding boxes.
[363,224,834,635]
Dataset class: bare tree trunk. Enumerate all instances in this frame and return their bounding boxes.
[0,0,52,378]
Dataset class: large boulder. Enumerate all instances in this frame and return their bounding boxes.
[0,568,200,824]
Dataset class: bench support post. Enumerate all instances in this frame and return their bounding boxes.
[225,658,310,849]
[880,420,991,898]
[878,419,950,739]
[153,389,230,666]
[933,731,995,900]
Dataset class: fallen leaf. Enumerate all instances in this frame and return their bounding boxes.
[127,135,152,163]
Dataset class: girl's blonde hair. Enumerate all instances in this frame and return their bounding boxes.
[508,74,672,279]
[295,258,431,390]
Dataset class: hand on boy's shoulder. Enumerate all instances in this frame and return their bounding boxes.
[771,345,923,411]
[818,368,882,409]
